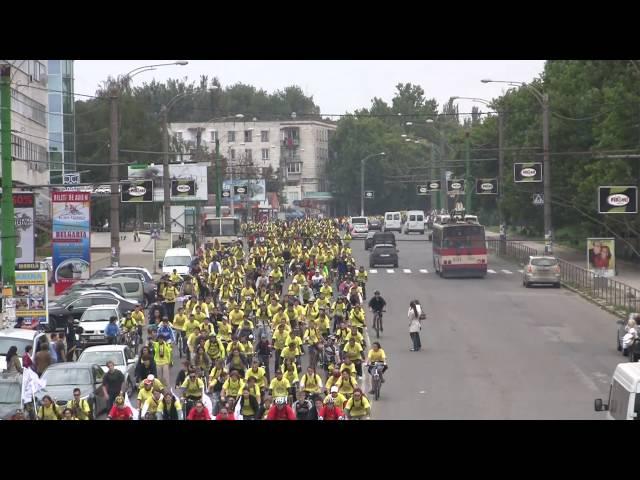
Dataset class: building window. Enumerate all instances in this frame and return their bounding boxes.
[176,132,183,141]
[210,130,218,142]
[228,131,236,143]
[261,148,270,161]
[287,162,301,174]
[245,149,252,161]
[261,130,269,142]
[244,130,252,143]
[288,191,300,202]
[230,149,236,160]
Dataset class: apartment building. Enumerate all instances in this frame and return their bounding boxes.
[168,118,336,208]
[47,60,76,184]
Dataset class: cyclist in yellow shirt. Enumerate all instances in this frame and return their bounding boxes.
[344,388,371,419]
[268,369,290,398]
[169,269,182,284]
[343,337,364,378]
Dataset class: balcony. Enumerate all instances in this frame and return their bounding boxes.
[281,137,300,148]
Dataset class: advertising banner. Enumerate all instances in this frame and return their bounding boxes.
[475,178,498,195]
[598,186,638,214]
[15,270,48,329]
[128,163,208,202]
[223,179,266,202]
[52,191,91,295]
[121,180,153,202]
[426,180,441,192]
[416,185,429,196]
[0,193,35,265]
[446,179,465,194]
[587,237,616,277]
[171,179,196,199]
[514,162,543,183]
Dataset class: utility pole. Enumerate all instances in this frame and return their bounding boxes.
[1,65,15,291]
[542,93,552,243]
[439,137,447,211]
[497,112,504,227]
[465,130,472,211]
[214,139,221,216]
[161,105,171,234]
[230,163,235,218]
[109,83,120,267]
[360,157,365,217]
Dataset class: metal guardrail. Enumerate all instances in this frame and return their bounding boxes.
[487,239,640,315]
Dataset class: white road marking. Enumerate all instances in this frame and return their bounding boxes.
[386,269,395,273]
[487,269,497,274]
[403,269,411,273]
[518,269,524,273]
[501,269,513,274]
[419,390,426,394]
[369,269,378,274]
[419,269,428,274]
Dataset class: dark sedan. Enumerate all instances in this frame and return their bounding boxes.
[364,232,376,250]
[368,218,382,231]
[36,363,109,416]
[369,244,399,268]
[48,292,139,331]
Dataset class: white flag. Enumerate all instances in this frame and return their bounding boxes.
[124,392,138,421]
[21,368,46,405]
[201,384,214,419]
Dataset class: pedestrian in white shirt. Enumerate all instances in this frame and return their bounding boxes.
[408,300,423,352]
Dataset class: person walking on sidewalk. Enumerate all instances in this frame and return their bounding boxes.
[408,300,423,352]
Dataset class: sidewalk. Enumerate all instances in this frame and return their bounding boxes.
[487,232,640,290]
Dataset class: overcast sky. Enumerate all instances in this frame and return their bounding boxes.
[74,60,546,118]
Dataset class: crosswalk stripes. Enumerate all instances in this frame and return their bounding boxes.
[419,269,428,273]
[501,269,513,274]
[386,269,395,273]
[369,269,378,273]
[365,268,522,276]
[487,269,497,274]
[403,269,411,273]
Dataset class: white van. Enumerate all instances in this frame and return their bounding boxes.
[349,216,369,238]
[594,362,640,420]
[161,248,192,276]
[405,210,425,234]
[384,211,402,232]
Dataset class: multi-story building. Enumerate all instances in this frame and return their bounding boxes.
[47,60,76,184]
[0,61,50,187]
[168,118,336,210]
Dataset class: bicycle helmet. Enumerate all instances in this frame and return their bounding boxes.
[275,397,287,406]
[374,290,380,295]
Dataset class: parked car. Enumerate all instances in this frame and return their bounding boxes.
[368,218,382,231]
[77,345,138,396]
[36,363,109,416]
[522,256,561,288]
[70,277,144,306]
[92,267,157,304]
[0,328,49,372]
[0,373,30,420]
[369,244,399,268]
[76,305,124,350]
[364,231,376,251]
[48,291,138,331]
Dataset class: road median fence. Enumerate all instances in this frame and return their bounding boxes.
[487,239,640,315]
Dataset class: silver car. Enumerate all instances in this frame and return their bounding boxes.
[522,256,561,288]
[77,345,138,396]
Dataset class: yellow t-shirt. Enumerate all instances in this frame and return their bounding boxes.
[269,377,291,397]
[172,314,188,331]
[367,348,386,363]
[345,395,371,416]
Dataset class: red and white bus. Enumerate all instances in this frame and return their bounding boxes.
[432,221,487,278]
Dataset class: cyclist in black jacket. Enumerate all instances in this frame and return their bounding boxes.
[368,291,386,314]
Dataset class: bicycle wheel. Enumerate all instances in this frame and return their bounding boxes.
[375,376,381,401]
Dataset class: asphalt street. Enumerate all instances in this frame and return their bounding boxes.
[355,232,622,419]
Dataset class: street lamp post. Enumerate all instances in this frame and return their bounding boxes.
[109,61,188,266]
[481,79,552,246]
[360,152,385,216]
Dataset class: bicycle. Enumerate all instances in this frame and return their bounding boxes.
[369,362,385,401]
[123,329,140,354]
[175,329,187,359]
[372,310,385,339]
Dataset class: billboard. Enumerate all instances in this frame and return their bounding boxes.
[52,191,91,295]
[171,179,196,199]
[475,178,498,195]
[426,180,441,192]
[15,270,48,329]
[128,163,208,202]
[222,179,266,202]
[121,180,154,202]
[598,186,638,214]
[446,179,465,194]
[416,185,428,196]
[587,237,616,277]
[514,162,543,183]
[0,193,35,265]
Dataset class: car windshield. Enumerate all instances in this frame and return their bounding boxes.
[43,368,91,386]
[0,338,32,356]
[79,351,124,366]
[0,382,21,404]
[81,310,116,322]
[163,256,191,267]
[532,258,558,267]
[204,219,239,236]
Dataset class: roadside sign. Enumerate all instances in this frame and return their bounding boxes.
[234,185,248,195]
[476,178,498,195]
[514,162,543,183]
[121,180,154,202]
[364,190,375,199]
[598,186,638,214]
[222,189,231,198]
[532,193,544,205]
[446,179,465,194]
[416,185,429,196]
[426,180,441,192]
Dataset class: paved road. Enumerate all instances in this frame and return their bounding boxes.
[355,232,621,419]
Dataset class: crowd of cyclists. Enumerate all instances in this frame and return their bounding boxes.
[104,217,388,420]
